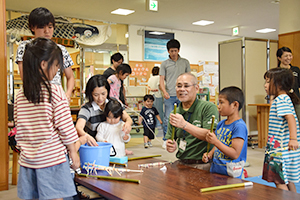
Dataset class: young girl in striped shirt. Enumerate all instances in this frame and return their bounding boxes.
[15,38,80,200]
[262,67,300,192]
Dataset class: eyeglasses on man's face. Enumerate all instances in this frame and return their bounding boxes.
[176,84,197,89]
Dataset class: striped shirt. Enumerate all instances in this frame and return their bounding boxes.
[14,84,78,169]
[77,101,107,138]
[267,94,300,183]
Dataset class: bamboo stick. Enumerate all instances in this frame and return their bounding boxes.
[78,173,140,184]
[200,182,253,192]
[128,155,161,161]
[171,103,177,141]
[207,115,215,153]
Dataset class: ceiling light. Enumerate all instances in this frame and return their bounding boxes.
[149,31,165,35]
[192,20,214,26]
[256,28,276,33]
[111,8,135,16]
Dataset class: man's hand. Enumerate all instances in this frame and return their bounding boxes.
[166,139,177,153]
[169,113,186,129]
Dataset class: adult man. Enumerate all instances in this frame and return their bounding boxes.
[103,52,127,105]
[159,39,191,148]
[166,73,219,170]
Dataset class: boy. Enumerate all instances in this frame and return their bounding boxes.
[139,94,163,148]
[15,7,75,102]
[202,86,248,179]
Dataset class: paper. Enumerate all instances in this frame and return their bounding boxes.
[204,64,218,74]
[160,166,167,172]
[197,71,204,77]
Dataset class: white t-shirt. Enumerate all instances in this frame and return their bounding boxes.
[95,121,130,157]
[147,75,163,98]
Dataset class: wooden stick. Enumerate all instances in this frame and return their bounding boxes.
[171,103,177,141]
[207,115,215,153]
[200,182,253,192]
[128,155,161,161]
[110,162,128,167]
[78,173,140,184]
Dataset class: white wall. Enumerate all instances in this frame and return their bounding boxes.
[128,25,235,64]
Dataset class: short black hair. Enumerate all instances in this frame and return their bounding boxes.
[144,94,154,101]
[85,75,110,103]
[167,39,180,51]
[104,98,123,118]
[110,52,124,64]
[29,7,55,35]
[219,86,244,111]
[276,46,292,58]
[116,63,132,75]
[152,66,159,76]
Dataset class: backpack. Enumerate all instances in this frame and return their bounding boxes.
[8,127,20,153]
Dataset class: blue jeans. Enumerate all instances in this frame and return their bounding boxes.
[163,96,180,140]
[153,95,163,127]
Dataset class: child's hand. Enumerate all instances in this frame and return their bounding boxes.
[202,152,209,163]
[69,151,80,170]
[166,139,177,153]
[288,139,299,151]
[206,131,217,145]
[123,134,129,141]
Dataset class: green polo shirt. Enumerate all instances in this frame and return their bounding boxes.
[165,98,219,160]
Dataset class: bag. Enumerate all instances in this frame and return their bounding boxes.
[8,127,20,153]
[226,160,244,178]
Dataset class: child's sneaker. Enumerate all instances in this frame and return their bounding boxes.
[144,143,149,148]
[148,142,152,147]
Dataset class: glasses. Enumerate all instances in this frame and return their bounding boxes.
[176,84,197,89]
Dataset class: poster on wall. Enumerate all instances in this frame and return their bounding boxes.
[144,30,174,61]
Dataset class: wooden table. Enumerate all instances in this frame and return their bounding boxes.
[75,158,300,200]
[248,104,270,148]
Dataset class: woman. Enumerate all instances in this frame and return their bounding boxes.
[147,66,164,127]
[277,47,300,98]
[76,75,132,146]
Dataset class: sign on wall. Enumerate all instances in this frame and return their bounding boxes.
[144,30,174,61]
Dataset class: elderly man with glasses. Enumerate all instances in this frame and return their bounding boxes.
[165,73,219,171]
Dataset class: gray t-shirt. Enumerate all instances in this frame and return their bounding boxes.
[159,56,191,96]
[16,39,74,86]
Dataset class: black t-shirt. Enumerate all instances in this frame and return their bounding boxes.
[290,65,300,98]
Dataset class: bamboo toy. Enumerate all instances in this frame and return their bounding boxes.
[170,103,177,142]
[82,162,143,176]
[128,154,161,161]
[200,182,253,192]
[207,115,215,153]
[78,173,140,184]
[138,161,172,168]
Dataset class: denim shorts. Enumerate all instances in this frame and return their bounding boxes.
[17,156,77,200]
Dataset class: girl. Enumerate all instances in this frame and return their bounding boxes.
[277,47,300,98]
[96,98,132,157]
[76,75,133,146]
[15,38,79,200]
[262,68,300,192]
[107,64,132,101]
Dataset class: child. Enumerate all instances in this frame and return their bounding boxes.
[262,68,300,192]
[14,38,79,200]
[107,63,132,101]
[96,98,131,157]
[202,86,248,179]
[15,7,75,102]
[139,94,163,148]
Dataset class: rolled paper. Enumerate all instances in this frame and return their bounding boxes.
[207,115,215,153]
[171,103,177,141]
[78,173,140,184]
[128,154,161,161]
[200,182,253,193]
[138,162,170,168]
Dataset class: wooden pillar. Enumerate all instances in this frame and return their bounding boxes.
[0,0,9,191]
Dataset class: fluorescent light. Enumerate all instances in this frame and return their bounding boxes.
[192,20,214,26]
[149,31,165,35]
[256,28,276,33]
[111,8,135,16]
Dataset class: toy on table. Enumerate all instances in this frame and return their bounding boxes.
[138,161,172,168]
